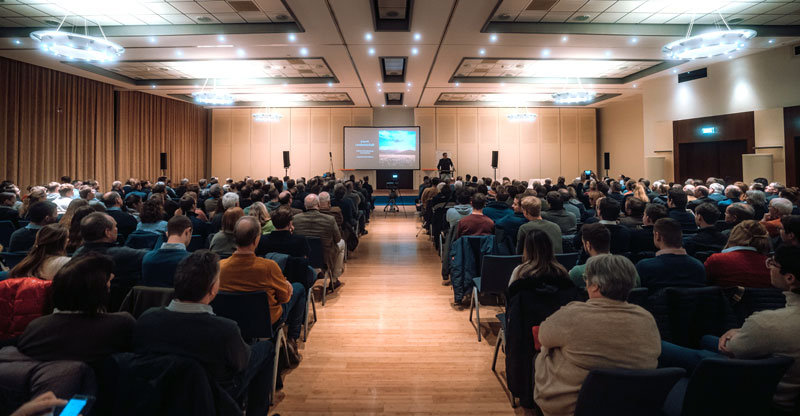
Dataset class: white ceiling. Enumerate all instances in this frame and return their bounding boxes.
[0,0,798,108]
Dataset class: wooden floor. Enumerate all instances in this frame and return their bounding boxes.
[272,211,521,415]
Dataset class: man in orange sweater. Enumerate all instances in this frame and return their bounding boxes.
[219,216,306,363]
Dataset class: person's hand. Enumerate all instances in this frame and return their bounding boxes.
[718,328,741,356]
[10,391,67,416]
[762,213,773,221]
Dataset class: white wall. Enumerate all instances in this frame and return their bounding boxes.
[597,95,645,180]
[640,45,800,182]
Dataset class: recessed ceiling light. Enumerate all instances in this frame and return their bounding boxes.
[378,88,382,92]
[411,47,418,55]
[149,36,157,44]
[500,82,505,87]
[768,39,774,44]
[407,82,411,87]
[368,47,375,55]
[12,39,20,45]
[605,50,612,57]
[365,33,373,41]
[176,50,183,56]
[455,82,460,87]
[237,48,245,57]
[479,48,486,55]
[490,34,498,42]
[288,33,296,42]
[414,33,421,41]
[218,35,225,42]
[633,84,637,88]
[672,69,678,74]
[562,36,568,42]
[151,84,156,89]
[382,104,385,107]
[197,16,213,23]
[542,49,550,57]
[328,82,333,87]
[299,47,308,56]
[728,54,733,59]
[630,37,638,44]
[573,15,590,21]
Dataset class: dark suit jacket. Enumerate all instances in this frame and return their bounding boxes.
[668,208,698,233]
[684,226,727,255]
[630,225,657,253]
[0,206,20,229]
[332,198,355,228]
[185,211,210,238]
[687,196,713,212]
[107,208,139,238]
[256,230,309,258]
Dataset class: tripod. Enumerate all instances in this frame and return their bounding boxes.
[384,187,407,217]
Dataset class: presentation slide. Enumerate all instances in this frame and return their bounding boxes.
[344,126,420,170]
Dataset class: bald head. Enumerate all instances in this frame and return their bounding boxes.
[102,191,122,208]
[305,193,320,210]
[233,216,261,248]
[319,191,331,208]
[279,190,292,205]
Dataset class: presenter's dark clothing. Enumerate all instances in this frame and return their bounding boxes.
[437,158,454,172]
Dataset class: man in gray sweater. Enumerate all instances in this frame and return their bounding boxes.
[659,245,800,411]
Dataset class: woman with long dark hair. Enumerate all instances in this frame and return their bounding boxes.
[9,223,70,280]
[509,229,569,286]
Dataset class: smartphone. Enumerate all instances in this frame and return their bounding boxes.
[54,395,94,416]
[584,170,592,176]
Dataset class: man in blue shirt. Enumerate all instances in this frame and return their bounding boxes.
[635,218,706,291]
[141,215,193,287]
[8,201,57,252]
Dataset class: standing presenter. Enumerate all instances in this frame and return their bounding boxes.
[437,152,454,181]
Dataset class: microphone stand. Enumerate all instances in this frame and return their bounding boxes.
[329,152,334,176]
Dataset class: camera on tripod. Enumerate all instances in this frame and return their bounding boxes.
[386,174,399,199]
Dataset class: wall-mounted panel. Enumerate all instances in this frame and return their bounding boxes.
[415,108,437,186]
[230,109,252,180]
[560,108,579,179]
[330,108,351,176]
[436,108,458,170]
[270,108,291,178]
[578,108,597,174]
[211,109,232,178]
[539,108,561,179]
[250,108,271,179]
[478,108,499,180]
[310,108,331,178]
[290,108,310,179]
[458,108,479,179]
[514,108,536,180]
[352,108,373,126]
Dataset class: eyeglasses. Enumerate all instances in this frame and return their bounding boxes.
[765,256,778,269]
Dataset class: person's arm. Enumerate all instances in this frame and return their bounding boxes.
[226,325,251,373]
[269,262,292,304]
[537,307,573,349]
[437,159,442,170]
[10,392,67,416]
[724,313,777,358]
[703,255,719,284]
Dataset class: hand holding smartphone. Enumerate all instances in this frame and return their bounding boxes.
[53,395,93,416]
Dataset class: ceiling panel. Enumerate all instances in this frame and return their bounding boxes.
[96,58,335,80]
[453,58,662,79]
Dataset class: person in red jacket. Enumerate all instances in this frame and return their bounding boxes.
[705,220,772,288]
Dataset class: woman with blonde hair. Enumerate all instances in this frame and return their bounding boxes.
[704,220,772,288]
[633,183,650,203]
[20,187,46,219]
[247,202,275,235]
[9,223,70,280]
[58,199,89,228]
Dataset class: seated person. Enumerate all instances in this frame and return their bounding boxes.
[635,218,706,291]
[219,216,305,362]
[72,212,147,283]
[209,207,244,257]
[454,193,495,238]
[141,215,193,287]
[517,196,563,255]
[8,201,57,252]
[761,197,794,237]
[667,188,698,233]
[177,194,209,238]
[495,193,528,247]
[720,202,755,236]
[318,192,344,233]
[9,223,70,280]
[620,197,645,228]
[541,191,577,235]
[717,185,743,211]
[102,191,138,238]
[685,202,728,255]
[293,194,345,282]
[135,198,168,235]
[16,253,135,362]
[594,197,631,254]
[778,215,800,248]
[659,245,800,413]
[0,192,20,228]
[53,184,74,214]
[705,220,772,288]
[534,254,661,416]
[446,191,473,228]
[134,250,274,416]
[256,207,310,258]
[482,190,512,223]
[509,229,570,287]
[569,223,640,289]
[629,203,668,254]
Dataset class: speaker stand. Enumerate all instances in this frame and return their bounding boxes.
[285,167,289,178]
[493,167,497,182]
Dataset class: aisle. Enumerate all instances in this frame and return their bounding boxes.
[271,213,519,415]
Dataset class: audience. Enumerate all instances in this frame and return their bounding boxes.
[8,201,57,252]
[318,191,344,232]
[134,250,274,416]
[666,188,697,233]
[721,202,755,235]
[102,191,138,237]
[594,198,631,254]
[210,207,244,257]
[248,201,275,235]
[635,218,706,291]
[293,194,344,283]
[0,192,21,228]
[446,191,472,228]
[684,202,728,255]
[8,223,70,280]
[256,207,310,258]
[568,223,638,289]
[482,189,512,222]
[718,185,743,210]
[659,245,800,412]
[705,220,772,288]
[534,254,661,416]
[509,229,569,287]
[53,184,74,214]
[779,215,800,248]
[73,212,147,283]
[16,253,135,362]
[136,198,168,235]
[761,197,793,237]
[620,197,645,228]
[454,193,495,238]
[65,205,95,253]
[542,191,577,235]
[629,203,669,254]
[218,217,305,364]
[141,215,193,287]
[517,196,562,255]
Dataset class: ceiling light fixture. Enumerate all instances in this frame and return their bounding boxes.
[365,33,373,41]
[768,39,774,44]
[490,34,498,42]
[328,82,333,87]
[414,33,421,41]
[662,11,756,60]
[455,82,460,87]
[542,49,550,57]
[253,106,283,122]
[30,16,124,62]
[630,37,638,44]
[368,47,375,55]
[507,112,537,122]
[479,48,486,55]
[149,36,157,44]
[12,39,21,45]
[562,36,568,42]
[552,76,596,105]
[192,78,234,106]
[288,33,296,42]
[411,47,418,55]
[299,47,308,56]
[218,35,225,42]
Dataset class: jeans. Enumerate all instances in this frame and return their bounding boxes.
[659,335,723,372]
[273,282,306,340]
[230,340,274,416]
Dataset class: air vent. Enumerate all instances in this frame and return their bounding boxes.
[380,56,407,83]
[573,15,590,21]
[385,92,403,105]
[728,17,743,24]
[273,14,289,21]
[371,0,412,31]
[678,68,708,83]
[496,13,511,20]
[229,1,260,12]
[526,0,558,11]
[196,16,213,22]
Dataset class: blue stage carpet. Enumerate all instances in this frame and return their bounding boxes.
[373,196,417,206]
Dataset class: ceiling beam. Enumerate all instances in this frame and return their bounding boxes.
[0,22,302,39]
[482,22,800,37]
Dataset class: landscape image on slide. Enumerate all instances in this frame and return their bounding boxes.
[378,130,417,168]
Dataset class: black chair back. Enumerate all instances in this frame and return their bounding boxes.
[555,252,579,270]
[727,287,786,326]
[124,231,163,250]
[692,251,716,263]
[0,252,27,269]
[678,356,794,416]
[187,235,205,252]
[210,291,273,342]
[574,367,686,416]
[305,236,325,270]
[0,221,15,250]
[479,255,521,295]
[627,287,650,308]
[664,286,738,348]
[119,286,175,318]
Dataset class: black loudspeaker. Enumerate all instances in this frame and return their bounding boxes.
[160,152,167,170]
[283,151,291,169]
[604,152,610,170]
[491,151,498,168]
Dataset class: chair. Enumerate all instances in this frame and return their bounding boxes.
[627,287,650,308]
[186,234,205,252]
[663,286,738,348]
[124,231,163,250]
[492,312,506,372]
[469,255,521,341]
[555,252,579,270]
[0,252,27,269]
[0,220,15,250]
[119,286,175,318]
[306,236,333,306]
[17,220,29,228]
[692,251,716,263]
[574,367,686,416]
[725,287,786,326]
[210,291,289,405]
[663,356,794,416]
